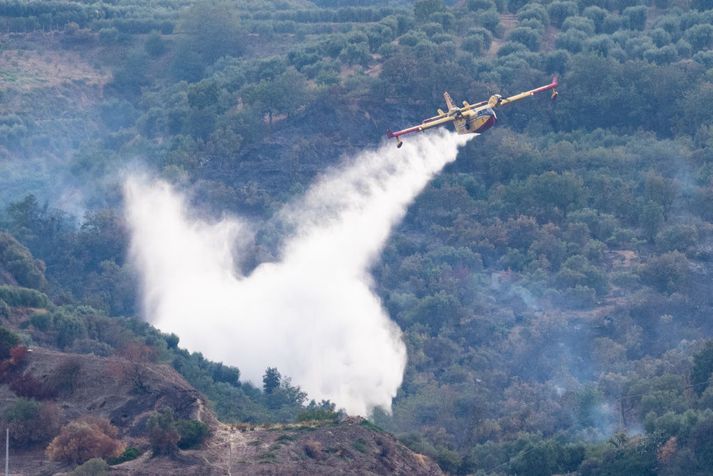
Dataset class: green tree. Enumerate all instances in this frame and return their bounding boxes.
[176,419,211,449]
[262,367,281,394]
[685,24,713,50]
[171,0,245,81]
[640,201,664,242]
[692,342,713,396]
[639,251,690,294]
[0,232,46,289]
[547,1,578,28]
[0,326,19,360]
[414,0,445,23]
[241,69,311,126]
[3,399,60,447]
[144,31,166,57]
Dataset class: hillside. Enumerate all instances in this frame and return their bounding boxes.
[2,0,713,474]
[1,347,440,475]
[0,292,440,475]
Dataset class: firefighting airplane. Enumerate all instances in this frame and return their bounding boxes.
[386,77,559,147]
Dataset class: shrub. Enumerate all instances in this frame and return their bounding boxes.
[517,4,549,27]
[297,400,339,422]
[0,327,20,360]
[547,1,577,28]
[107,446,142,465]
[52,309,88,349]
[46,417,124,464]
[0,232,46,289]
[583,6,607,33]
[479,9,501,33]
[69,458,109,476]
[468,0,495,10]
[508,27,541,51]
[144,31,166,57]
[0,286,49,308]
[643,45,678,65]
[556,255,608,296]
[639,251,690,294]
[29,311,51,330]
[562,16,596,36]
[148,409,180,455]
[685,24,713,50]
[623,6,647,31]
[555,29,587,53]
[3,399,60,447]
[602,14,623,34]
[655,225,698,253]
[176,419,211,449]
[460,36,479,57]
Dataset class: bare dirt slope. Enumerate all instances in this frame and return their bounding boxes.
[4,347,441,475]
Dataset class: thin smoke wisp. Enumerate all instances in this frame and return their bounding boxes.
[124,130,471,415]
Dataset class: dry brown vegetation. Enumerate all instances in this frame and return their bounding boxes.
[46,416,124,464]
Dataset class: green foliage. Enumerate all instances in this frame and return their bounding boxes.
[6,2,713,475]
[0,326,20,360]
[414,0,444,23]
[147,408,180,455]
[580,434,657,475]
[692,342,713,396]
[548,1,578,28]
[556,255,608,296]
[0,285,49,308]
[144,31,166,57]
[655,224,698,253]
[508,27,541,51]
[172,0,245,81]
[241,68,312,124]
[510,440,585,476]
[467,0,495,11]
[0,232,45,289]
[3,398,60,448]
[261,369,307,412]
[51,307,88,349]
[176,419,211,449]
[640,251,690,294]
[297,400,338,422]
[623,6,647,31]
[685,23,713,50]
[263,367,281,394]
[107,447,141,465]
[69,458,110,476]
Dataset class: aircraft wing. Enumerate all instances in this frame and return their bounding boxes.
[496,76,558,107]
[386,114,455,145]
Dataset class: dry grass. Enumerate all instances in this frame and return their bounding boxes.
[0,48,109,90]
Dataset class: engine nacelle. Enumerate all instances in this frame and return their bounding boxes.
[466,108,497,133]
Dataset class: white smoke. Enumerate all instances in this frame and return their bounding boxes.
[124,130,471,415]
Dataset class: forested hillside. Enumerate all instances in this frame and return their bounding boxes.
[3,0,713,474]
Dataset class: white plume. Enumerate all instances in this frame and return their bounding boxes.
[124,130,471,415]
